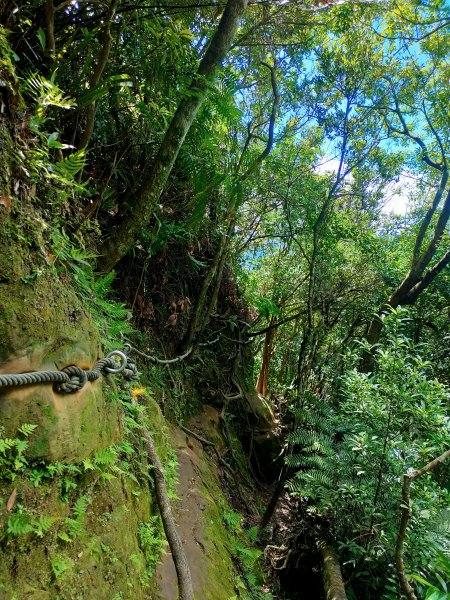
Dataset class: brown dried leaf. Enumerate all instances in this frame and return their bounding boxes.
[166,313,178,327]
[6,488,17,512]
[0,194,11,210]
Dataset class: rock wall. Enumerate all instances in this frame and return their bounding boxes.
[0,89,153,597]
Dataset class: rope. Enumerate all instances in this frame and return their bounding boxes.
[0,349,138,394]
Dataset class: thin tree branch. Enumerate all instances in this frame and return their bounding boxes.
[386,82,444,172]
[78,0,119,150]
[396,449,450,600]
[248,309,307,337]
[241,60,280,180]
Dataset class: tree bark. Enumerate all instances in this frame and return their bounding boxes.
[78,0,118,151]
[256,321,275,396]
[318,540,348,600]
[97,0,248,272]
[180,223,231,352]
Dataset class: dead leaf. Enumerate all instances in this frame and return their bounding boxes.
[166,313,178,327]
[0,194,11,210]
[6,488,17,512]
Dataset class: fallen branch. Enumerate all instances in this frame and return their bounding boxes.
[130,395,194,600]
[126,343,193,364]
[179,425,215,447]
[125,337,219,365]
[395,448,450,600]
[317,540,348,600]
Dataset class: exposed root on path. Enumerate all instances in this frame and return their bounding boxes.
[130,395,194,600]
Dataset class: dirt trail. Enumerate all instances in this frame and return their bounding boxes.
[154,407,236,600]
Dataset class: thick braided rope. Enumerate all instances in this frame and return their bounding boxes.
[0,371,69,387]
[0,352,138,394]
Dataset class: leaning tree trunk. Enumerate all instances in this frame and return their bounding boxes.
[180,223,231,352]
[362,125,450,368]
[97,0,248,272]
[318,540,348,600]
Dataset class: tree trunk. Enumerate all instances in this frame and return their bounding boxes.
[395,449,450,600]
[363,170,450,362]
[78,0,118,150]
[97,0,248,272]
[180,224,231,352]
[317,540,348,600]
[256,322,275,397]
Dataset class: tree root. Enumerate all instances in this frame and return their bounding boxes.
[264,544,291,570]
[130,396,194,600]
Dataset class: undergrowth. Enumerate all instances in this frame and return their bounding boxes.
[223,509,273,600]
[0,384,177,581]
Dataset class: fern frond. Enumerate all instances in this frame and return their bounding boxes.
[52,151,86,180]
[18,424,38,437]
[286,454,332,471]
[288,429,333,450]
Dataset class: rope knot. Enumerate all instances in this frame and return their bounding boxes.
[56,365,88,393]
[123,360,139,381]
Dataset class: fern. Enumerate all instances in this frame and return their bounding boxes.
[60,495,89,542]
[0,438,16,453]
[52,151,86,180]
[17,424,38,437]
[223,509,243,534]
[22,73,76,116]
[0,425,38,480]
[92,446,118,467]
[50,229,133,346]
[33,515,56,538]
[285,454,331,470]
[288,429,333,450]
[285,393,335,509]
[7,511,34,537]
[138,517,167,575]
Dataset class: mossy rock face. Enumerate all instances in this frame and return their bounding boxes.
[0,264,121,462]
[0,475,153,600]
[0,190,121,461]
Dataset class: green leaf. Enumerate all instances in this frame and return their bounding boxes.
[18,424,37,437]
[37,27,46,50]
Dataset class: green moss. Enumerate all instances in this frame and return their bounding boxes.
[0,472,153,599]
[193,451,238,599]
